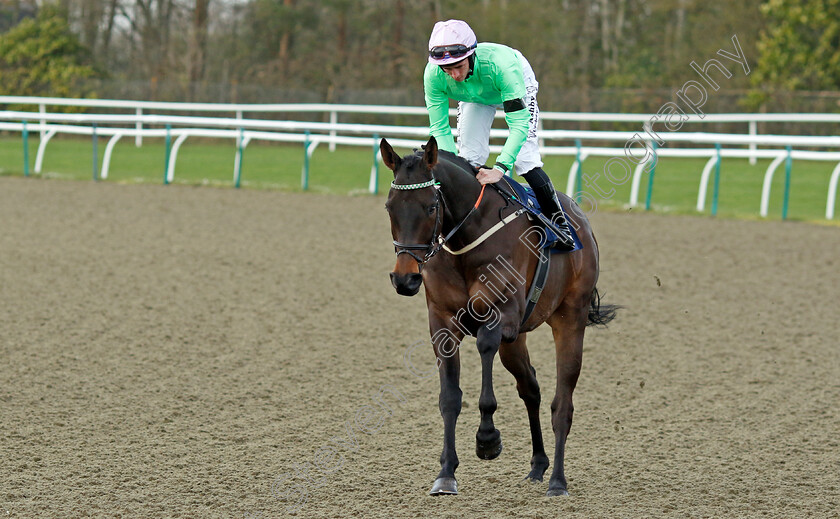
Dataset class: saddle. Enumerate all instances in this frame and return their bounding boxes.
[496,177,583,253]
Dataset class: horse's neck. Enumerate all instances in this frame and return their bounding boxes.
[436,162,482,224]
[435,162,499,252]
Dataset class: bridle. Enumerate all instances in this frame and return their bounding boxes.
[390,176,486,270]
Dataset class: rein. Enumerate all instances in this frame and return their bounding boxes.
[391,177,487,269]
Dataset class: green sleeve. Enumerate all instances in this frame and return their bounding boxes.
[493,58,529,171]
[423,64,458,154]
[497,109,529,171]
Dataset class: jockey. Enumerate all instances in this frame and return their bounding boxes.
[424,19,575,251]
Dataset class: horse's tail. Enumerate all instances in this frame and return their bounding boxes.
[587,287,619,327]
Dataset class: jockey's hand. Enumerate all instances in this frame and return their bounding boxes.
[477,167,504,185]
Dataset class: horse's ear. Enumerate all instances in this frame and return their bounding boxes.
[423,136,438,169]
[380,138,401,173]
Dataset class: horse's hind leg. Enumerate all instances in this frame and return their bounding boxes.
[474,324,503,460]
[546,305,587,497]
[499,333,550,482]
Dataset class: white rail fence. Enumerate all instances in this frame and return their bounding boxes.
[2,96,840,219]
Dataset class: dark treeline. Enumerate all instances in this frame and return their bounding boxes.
[0,0,838,114]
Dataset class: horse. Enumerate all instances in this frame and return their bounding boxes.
[381,136,616,497]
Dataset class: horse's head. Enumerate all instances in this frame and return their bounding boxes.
[381,136,440,297]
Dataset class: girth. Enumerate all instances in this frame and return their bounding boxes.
[520,247,551,328]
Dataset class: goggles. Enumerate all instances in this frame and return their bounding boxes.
[428,43,476,61]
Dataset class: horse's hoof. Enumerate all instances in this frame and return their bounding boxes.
[521,455,549,484]
[520,473,544,484]
[476,430,503,460]
[475,438,502,459]
[546,487,570,497]
[429,477,458,496]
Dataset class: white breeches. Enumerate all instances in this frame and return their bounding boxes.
[456,52,543,175]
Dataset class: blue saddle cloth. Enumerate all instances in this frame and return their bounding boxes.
[500,178,583,253]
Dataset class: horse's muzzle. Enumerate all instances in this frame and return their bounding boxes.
[390,272,423,296]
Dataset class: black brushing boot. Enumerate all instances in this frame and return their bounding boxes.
[522,167,575,251]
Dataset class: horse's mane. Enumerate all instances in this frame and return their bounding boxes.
[406,147,479,179]
[436,149,480,176]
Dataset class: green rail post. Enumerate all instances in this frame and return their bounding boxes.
[372,134,380,195]
[302,131,310,191]
[92,123,99,181]
[235,127,244,189]
[711,143,722,216]
[644,141,658,211]
[782,145,792,220]
[22,121,29,177]
[163,125,172,185]
[574,139,582,203]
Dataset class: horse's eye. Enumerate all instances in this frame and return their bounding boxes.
[427,206,436,215]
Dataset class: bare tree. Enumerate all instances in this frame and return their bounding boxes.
[187,0,209,98]
[100,0,120,58]
[392,0,404,77]
[278,0,294,74]
[78,0,103,51]
[116,0,179,82]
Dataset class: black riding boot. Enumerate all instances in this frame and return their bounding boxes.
[522,167,575,251]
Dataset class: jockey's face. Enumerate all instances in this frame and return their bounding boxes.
[440,58,470,82]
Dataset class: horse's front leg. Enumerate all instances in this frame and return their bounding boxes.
[429,322,464,496]
[475,324,503,460]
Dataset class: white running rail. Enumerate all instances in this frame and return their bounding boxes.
[2,97,839,219]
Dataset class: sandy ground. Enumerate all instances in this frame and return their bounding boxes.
[1,176,838,518]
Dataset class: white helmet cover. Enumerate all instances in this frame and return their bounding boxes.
[428,20,477,65]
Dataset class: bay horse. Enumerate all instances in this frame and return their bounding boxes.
[382,136,616,497]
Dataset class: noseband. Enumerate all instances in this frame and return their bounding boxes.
[390,177,486,270]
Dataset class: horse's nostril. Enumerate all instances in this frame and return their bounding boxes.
[391,272,423,296]
[407,273,423,290]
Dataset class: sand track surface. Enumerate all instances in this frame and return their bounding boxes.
[1,177,838,518]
